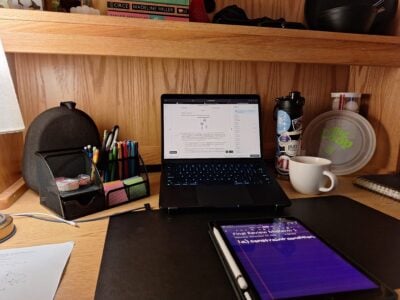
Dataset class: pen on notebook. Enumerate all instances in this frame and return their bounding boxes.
[212,227,248,290]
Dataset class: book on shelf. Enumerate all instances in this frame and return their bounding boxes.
[107,10,188,21]
[353,174,400,201]
[107,1,189,17]
[126,0,189,4]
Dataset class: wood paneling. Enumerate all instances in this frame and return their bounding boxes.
[14,53,348,165]
[0,133,23,193]
[348,66,400,174]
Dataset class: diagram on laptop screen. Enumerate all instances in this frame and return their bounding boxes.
[164,102,261,159]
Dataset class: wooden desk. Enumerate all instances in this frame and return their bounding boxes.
[1,173,399,299]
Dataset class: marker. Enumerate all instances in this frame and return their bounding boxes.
[117,142,122,180]
[90,150,98,181]
[212,227,248,290]
[102,130,108,150]
[111,145,117,181]
[123,141,129,178]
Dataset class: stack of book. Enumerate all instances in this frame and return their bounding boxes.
[106,0,189,21]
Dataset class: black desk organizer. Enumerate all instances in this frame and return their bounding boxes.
[36,148,150,220]
[36,148,106,220]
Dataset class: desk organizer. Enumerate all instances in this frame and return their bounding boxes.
[102,155,150,208]
[36,148,106,220]
[36,149,150,219]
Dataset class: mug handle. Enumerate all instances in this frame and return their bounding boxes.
[319,170,338,193]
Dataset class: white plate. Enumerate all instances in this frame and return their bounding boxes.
[302,110,376,175]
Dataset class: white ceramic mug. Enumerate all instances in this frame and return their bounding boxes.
[289,156,337,195]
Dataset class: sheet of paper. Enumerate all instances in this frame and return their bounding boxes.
[0,241,74,300]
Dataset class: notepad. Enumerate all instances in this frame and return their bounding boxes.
[353,174,400,201]
[123,176,147,200]
[0,241,74,300]
[103,180,129,206]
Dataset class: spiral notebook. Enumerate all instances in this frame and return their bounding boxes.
[353,174,400,201]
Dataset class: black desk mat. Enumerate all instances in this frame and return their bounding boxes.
[95,196,400,299]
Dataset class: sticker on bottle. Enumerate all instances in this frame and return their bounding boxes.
[284,140,300,156]
[278,133,291,146]
[277,110,291,134]
[292,116,303,131]
[276,154,290,174]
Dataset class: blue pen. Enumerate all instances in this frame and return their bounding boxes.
[131,141,136,175]
[88,145,93,160]
[108,149,115,182]
[132,141,138,176]
[127,141,132,177]
[135,141,139,174]
[127,140,132,177]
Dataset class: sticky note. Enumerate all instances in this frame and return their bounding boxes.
[103,180,129,206]
[123,176,147,200]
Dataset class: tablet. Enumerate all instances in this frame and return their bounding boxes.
[209,217,396,300]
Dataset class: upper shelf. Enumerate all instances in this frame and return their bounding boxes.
[1,9,400,67]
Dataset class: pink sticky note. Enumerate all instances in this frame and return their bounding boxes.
[103,180,128,207]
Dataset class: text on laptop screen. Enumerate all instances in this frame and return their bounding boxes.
[163,99,261,159]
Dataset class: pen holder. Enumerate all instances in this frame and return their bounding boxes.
[100,153,140,183]
[36,148,106,220]
[103,155,150,208]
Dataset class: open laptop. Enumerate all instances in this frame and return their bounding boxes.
[159,94,290,212]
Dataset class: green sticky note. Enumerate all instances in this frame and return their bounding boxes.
[123,176,147,200]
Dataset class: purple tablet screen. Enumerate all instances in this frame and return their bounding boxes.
[221,219,377,299]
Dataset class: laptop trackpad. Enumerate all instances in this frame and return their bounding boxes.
[196,185,253,207]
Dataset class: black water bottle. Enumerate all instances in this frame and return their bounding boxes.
[274,91,305,176]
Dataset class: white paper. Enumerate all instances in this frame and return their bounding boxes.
[0,241,74,300]
[0,38,25,133]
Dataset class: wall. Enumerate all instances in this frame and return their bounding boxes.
[13,54,348,164]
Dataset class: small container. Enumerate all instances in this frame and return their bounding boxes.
[331,92,361,113]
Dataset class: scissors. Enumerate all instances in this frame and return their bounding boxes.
[102,125,119,151]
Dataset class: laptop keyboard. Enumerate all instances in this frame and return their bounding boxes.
[165,162,271,186]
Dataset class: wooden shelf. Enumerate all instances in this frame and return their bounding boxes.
[0,9,400,67]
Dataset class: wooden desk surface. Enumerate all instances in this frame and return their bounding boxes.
[1,173,400,299]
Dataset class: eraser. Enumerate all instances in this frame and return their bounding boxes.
[77,174,91,186]
[55,177,80,192]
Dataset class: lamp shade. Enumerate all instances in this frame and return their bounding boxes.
[0,38,24,134]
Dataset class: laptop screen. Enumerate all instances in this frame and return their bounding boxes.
[162,95,262,159]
